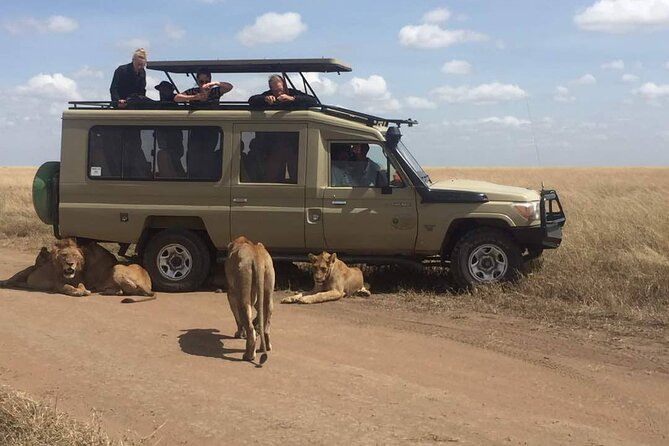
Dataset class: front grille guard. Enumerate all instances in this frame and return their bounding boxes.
[540,189,566,228]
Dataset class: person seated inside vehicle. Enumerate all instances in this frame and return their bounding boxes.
[154,81,186,178]
[349,143,387,187]
[248,74,318,109]
[262,132,298,183]
[174,68,233,104]
[330,144,355,187]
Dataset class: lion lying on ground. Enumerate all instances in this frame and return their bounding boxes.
[0,239,91,296]
[224,236,274,364]
[0,239,154,300]
[281,251,371,304]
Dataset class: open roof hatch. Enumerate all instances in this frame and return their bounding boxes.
[69,57,417,128]
[148,58,351,104]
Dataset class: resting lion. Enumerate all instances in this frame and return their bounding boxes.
[0,238,91,296]
[281,251,370,304]
[224,236,274,364]
[1,239,154,300]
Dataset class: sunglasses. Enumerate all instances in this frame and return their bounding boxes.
[197,79,209,85]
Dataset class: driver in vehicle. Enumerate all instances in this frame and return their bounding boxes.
[350,143,386,187]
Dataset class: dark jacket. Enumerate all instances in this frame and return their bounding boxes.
[248,88,318,109]
[110,62,146,101]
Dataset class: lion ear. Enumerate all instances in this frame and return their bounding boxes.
[329,253,337,264]
[308,253,317,262]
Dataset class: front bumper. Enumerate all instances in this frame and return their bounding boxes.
[511,189,566,250]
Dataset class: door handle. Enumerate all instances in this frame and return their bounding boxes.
[232,197,248,203]
[331,200,347,206]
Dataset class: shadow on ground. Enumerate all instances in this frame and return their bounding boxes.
[178,328,245,362]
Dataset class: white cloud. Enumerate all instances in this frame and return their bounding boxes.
[601,59,625,70]
[405,96,437,109]
[431,82,528,104]
[17,73,81,101]
[554,85,576,102]
[574,0,669,33]
[344,75,400,112]
[573,73,597,85]
[118,38,150,52]
[236,12,307,46]
[399,24,488,49]
[144,75,161,101]
[303,73,338,96]
[4,15,78,34]
[621,73,640,83]
[164,23,185,40]
[423,7,451,23]
[446,116,530,128]
[46,16,78,33]
[666,60,669,69]
[634,82,669,101]
[74,65,103,79]
[442,60,471,75]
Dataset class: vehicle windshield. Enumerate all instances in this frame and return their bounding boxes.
[396,141,431,185]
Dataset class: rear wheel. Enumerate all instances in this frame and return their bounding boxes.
[449,227,523,289]
[143,229,211,292]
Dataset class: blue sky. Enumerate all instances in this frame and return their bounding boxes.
[0,0,668,166]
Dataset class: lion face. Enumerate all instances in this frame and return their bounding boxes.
[308,252,336,284]
[51,239,84,280]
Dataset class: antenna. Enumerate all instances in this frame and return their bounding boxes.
[525,98,542,166]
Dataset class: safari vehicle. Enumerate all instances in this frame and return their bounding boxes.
[33,58,565,291]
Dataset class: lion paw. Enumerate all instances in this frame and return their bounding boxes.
[281,294,303,304]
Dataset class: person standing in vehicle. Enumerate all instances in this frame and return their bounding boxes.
[248,74,318,108]
[110,48,147,108]
[174,68,233,103]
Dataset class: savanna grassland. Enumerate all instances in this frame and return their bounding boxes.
[1,166,668,337]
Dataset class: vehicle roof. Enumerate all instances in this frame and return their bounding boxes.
[147,58,352,74]
[61,108,387,137]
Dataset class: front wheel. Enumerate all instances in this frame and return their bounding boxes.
[143,229,211,292]
[449,227,523,289]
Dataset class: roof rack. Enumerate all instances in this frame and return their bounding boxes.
[66,101,418,128]
[147,58,351,74]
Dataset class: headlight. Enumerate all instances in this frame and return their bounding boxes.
[513,202,540,225]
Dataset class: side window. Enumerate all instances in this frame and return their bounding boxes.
[329,143,404,188]
[88,126,222,181]
[240,131,299,184]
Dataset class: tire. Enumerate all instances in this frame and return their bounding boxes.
[142,229,211,292]
[449,227,523,290]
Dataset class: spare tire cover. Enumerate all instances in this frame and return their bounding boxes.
[32,161,60,225]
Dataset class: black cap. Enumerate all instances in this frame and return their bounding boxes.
[154,81,175,91]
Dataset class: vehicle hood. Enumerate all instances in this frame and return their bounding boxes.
[430,179,540,202]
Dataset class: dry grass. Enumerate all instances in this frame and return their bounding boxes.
[366,167,669,337]
[1,166,668,336]
[0,386,142,446]
[0,167,52,250]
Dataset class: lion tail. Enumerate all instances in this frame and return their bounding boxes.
[252,256,269,365]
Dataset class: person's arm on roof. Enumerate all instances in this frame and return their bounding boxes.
[202,81,233,95]
[248,90,273,107]
[174,87,208,103]
[290,89,319,108]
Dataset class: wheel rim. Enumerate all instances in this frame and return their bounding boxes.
[468,244,508,283]
[156,243,193,281]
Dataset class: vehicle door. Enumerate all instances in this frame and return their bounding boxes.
[322,142,418,255]
[230,125,306,251]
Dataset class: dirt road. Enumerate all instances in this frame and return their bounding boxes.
[1,250,668,445]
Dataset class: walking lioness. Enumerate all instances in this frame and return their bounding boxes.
[281,251,371,304]
[224,236,274,364]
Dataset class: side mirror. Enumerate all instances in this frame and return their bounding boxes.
[381,186,393,195]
